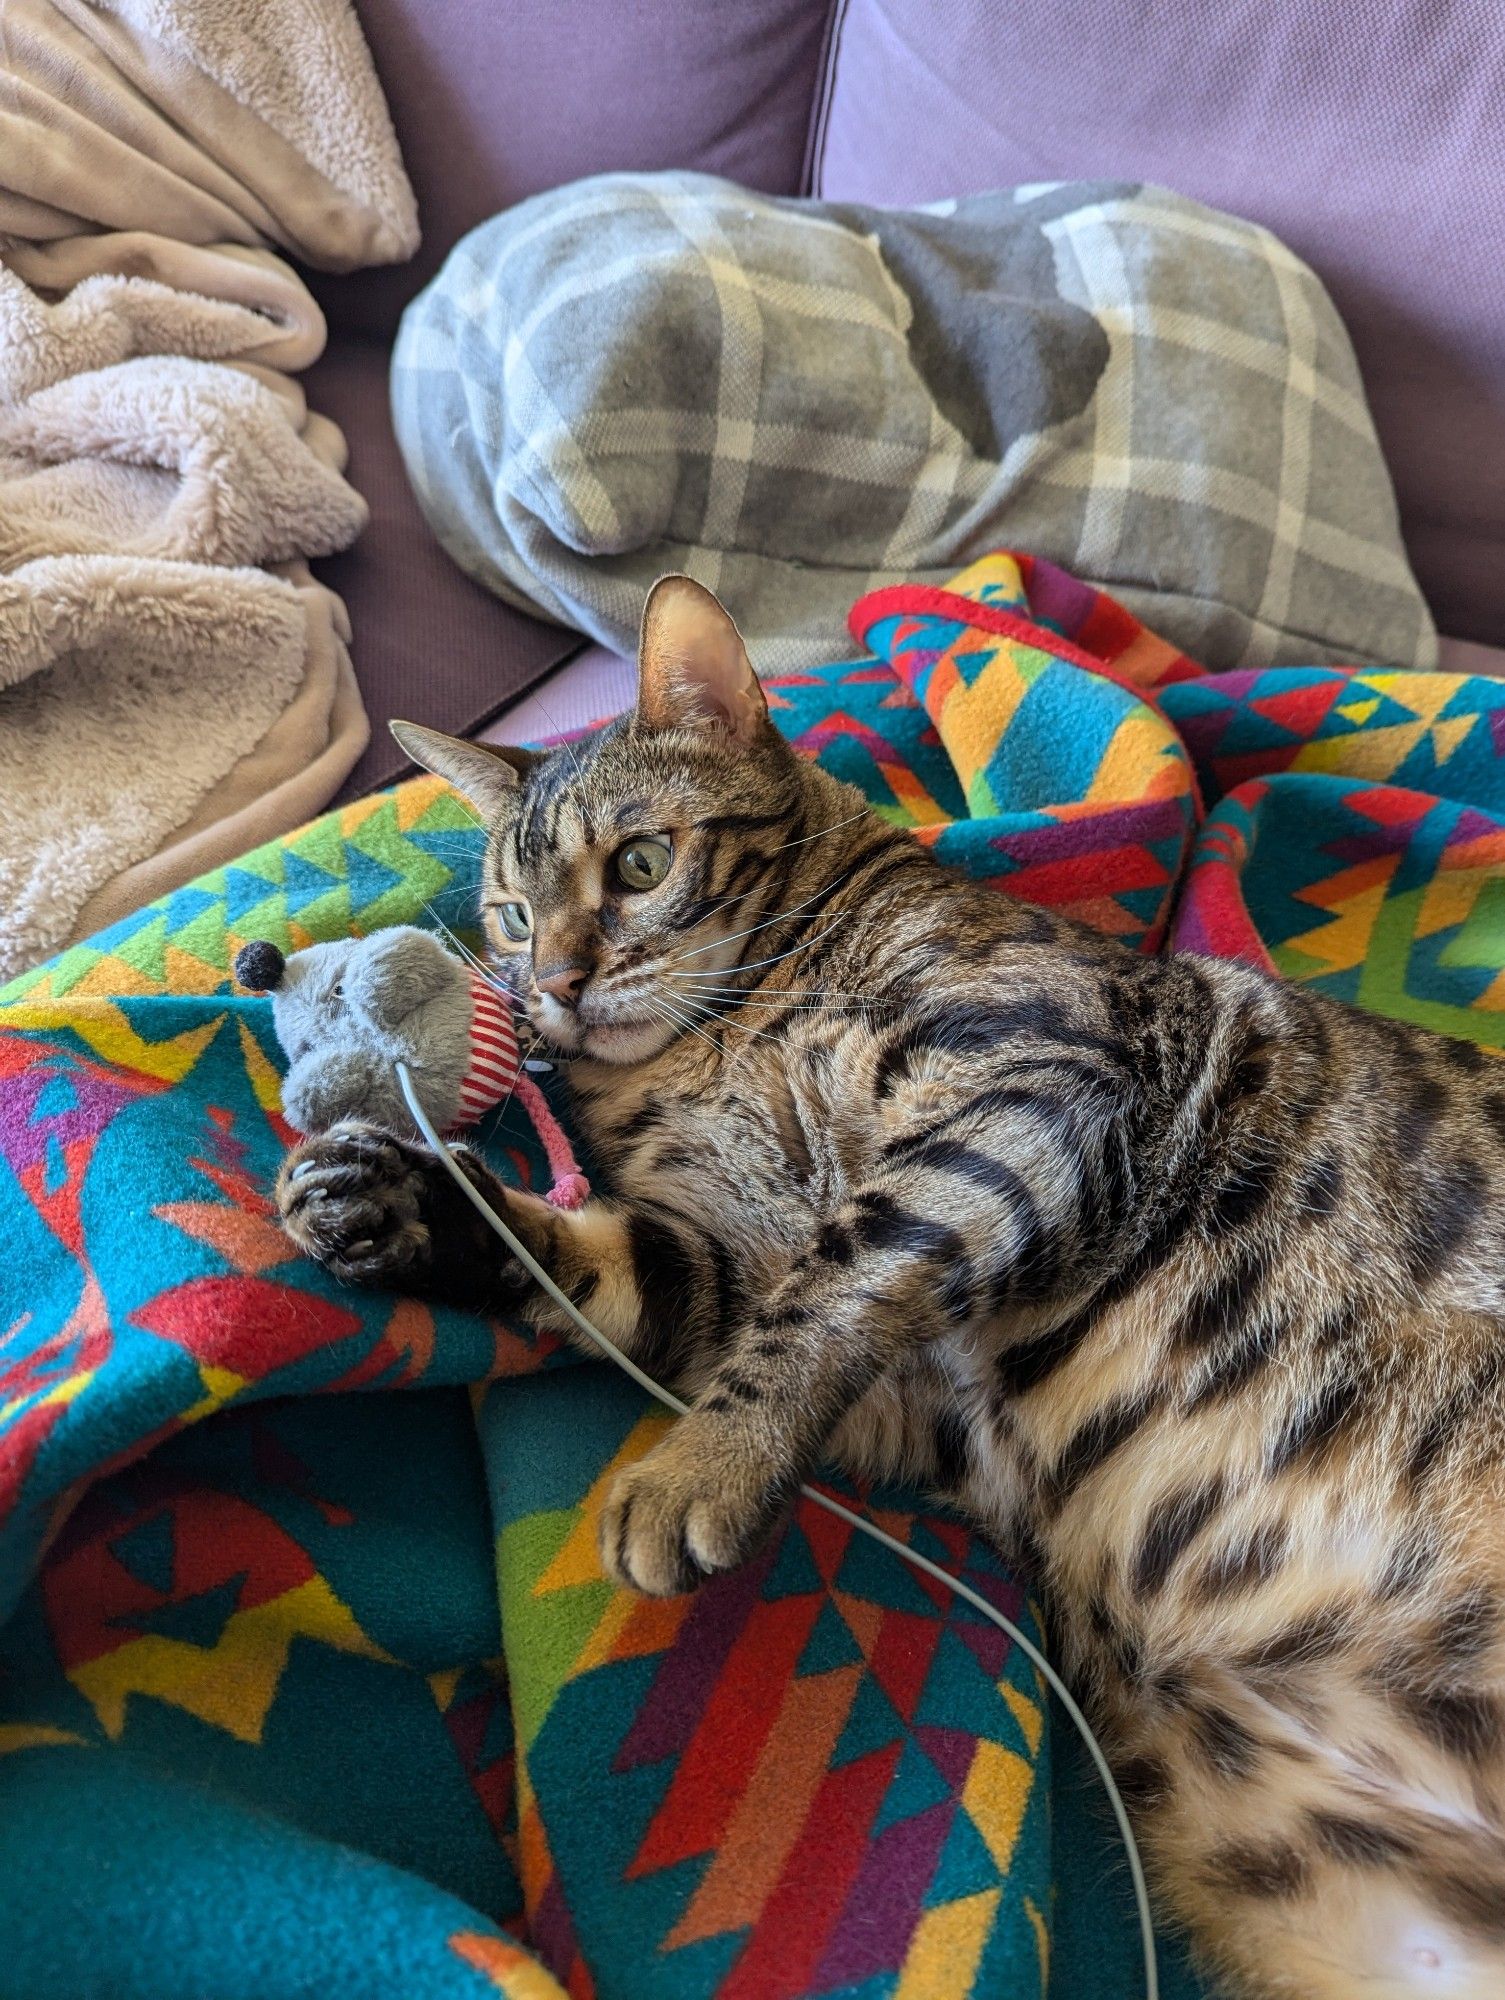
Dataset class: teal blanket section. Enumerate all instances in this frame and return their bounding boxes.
[481,1366,1206,2000]
[0,1391,523,2000]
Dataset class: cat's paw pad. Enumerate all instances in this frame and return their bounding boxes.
[276,1119,433,1285]
[599,1427,786,1597]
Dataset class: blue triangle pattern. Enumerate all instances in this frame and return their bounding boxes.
[345,846,404,914]
[873,1734,954,1837]
[797,1598,865,1678]
[927,1790,1004,1905]
[283,852,344,915]
[761,1523,827,1601]
[163,885,220,934]
[30,1072,78,1122]
[833,1672,905,1770]
[225,865,283,923]
[109,1511,176,1595]
[112,1573,246,1650]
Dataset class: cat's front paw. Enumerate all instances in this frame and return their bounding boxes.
[276,1119,435,1286]
[599,1420,791,1597]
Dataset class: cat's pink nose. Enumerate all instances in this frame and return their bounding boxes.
[536,963,590,1007]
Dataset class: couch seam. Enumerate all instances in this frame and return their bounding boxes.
[800,0,853,196]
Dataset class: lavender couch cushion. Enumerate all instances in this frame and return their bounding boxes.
[482,642,636,748]
[308,0,830,777]
[319,0,832,340]
[304,342,585,799]
[814,0,1505,648]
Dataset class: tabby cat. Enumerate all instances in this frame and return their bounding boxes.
[279,576,1505,1998]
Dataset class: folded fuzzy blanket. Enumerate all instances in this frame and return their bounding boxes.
[393,171,1436,682]
[0,0,416,268]
[3,554,1503,2000]
[0,0,419,983]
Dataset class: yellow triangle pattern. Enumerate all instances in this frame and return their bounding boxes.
[1282,880,1390,975]
[533,1414,673,1596]
[1086,709,1183,805]
[1,1000,224,1083]
[1359,672,1464,723]
[1295,721,1430,782]
[68,1575,393,1744]
[1430,717,1473,766]
[962,1738,1036,1875]
[895,1887,1004,1998]
[236,1015,286,1114]
[1001,1679,1044,1756]
[0,1724,87,1756]
[1417,865,1493,943]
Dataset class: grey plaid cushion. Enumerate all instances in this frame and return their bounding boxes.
[392,172,1434,675]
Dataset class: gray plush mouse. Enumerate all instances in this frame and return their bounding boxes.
[234,926,587,1204]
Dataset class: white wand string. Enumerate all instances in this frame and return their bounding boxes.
[396,1060,1158,2000]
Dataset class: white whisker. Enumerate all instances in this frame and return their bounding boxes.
[437,793,487,832]
[487,1027,545,1133]
[667,811,868,945]
[668,982,891,1004]
[764,804,871,855]
[649,994,726,1056]
[661,990,771,1046]
[676,998,891,1014]
[525,694,586,788]
[422,902,512,993]
[690,1006,787,1046]
[671,917,851,982]
[671,873,845,962]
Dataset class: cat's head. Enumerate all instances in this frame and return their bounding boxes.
[392,576,827,1064]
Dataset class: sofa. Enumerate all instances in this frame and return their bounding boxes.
[311,0,1505,798]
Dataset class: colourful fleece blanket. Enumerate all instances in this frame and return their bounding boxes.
[3,553,1505,2000]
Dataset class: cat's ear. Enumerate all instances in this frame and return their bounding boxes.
[636,574,767,745]
[390,721,537,818]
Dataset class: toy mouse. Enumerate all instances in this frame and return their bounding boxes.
[233,927,588,1208]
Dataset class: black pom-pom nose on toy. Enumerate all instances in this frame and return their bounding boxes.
[234,940,287,993]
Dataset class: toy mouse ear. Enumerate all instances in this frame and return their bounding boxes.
[234,940,286,992]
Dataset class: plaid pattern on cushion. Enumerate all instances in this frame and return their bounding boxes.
[392,171,1434,680]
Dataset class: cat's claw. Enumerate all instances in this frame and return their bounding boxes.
[599,1422,789,1597]
[276,1118,433,1285]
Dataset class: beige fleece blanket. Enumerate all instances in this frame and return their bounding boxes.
[0,0,419,982]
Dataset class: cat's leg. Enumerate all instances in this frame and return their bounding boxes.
[598,1156,1042,1596]
[1133,1677,1505,2000]
[276,1119,677,1362]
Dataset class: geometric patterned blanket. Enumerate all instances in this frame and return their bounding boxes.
[3,552,1504,2000]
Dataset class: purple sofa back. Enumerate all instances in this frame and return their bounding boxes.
[815,0,1505,648]
[344,0,1504,646]
[328,0,833,336]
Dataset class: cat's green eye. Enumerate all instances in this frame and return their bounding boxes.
[615,836,673,892]
[497,901,533,942]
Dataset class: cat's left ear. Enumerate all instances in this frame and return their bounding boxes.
[390,721,539,819]
[636,574,768,746]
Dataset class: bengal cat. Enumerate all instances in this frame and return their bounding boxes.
[278,576,1505,1998]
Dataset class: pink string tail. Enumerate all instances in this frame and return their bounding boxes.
[544,1171,590,1211]
[513,1070,590,1208]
